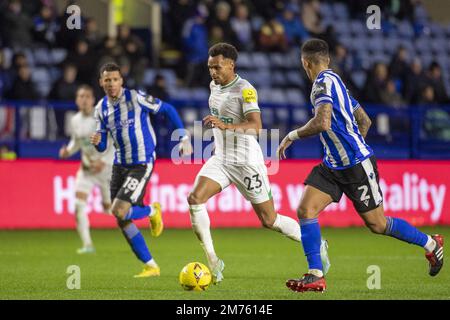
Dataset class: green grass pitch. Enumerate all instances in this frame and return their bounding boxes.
[0,227,448,300]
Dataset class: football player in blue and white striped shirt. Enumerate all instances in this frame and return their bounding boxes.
[91,63,192,277]
[278,39,444,292]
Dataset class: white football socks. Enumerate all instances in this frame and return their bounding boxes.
[189,204,218,267]
[75,198,93,248]
[146,258,158,267]
[271,214,301,242]
[424,235,437,252]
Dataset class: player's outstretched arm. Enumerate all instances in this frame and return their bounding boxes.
[158,101,193,156]
[59,139,80,159]
[353,106,372,138]
[277,103,332,159]
[59,118,80,158]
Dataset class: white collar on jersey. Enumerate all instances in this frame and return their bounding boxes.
[315,69,333,81]
[220,74,240,89]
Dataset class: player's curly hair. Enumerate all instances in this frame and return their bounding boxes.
[301,39,329,64]
[208,43,238,62]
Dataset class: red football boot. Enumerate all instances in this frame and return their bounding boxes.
[425,234,444,276]
[286,273,326,293]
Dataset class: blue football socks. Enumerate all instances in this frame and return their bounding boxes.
[384,216,428,247]
[123,205,151,221]
[300,218,323,272]
[121,222,152,263]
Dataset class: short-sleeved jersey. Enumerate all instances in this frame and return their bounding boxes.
[208,75,265,165]
[67,111,114,169]
[310,69,373,169]
[94,88,159,165]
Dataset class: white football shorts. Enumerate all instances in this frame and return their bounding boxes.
[195,155,272,204]
[74,166,112,203]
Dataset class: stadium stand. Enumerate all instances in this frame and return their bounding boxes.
[0,0,449,159]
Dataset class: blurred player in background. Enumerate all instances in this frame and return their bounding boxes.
[187,43,330,284]
[91,63,193,277]
[278,39,444,293]
[59,85,114,254]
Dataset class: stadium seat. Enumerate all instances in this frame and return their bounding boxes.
[419,53,433,67]
[262,107,275,125]
[270,53,287,68]
[31,67,52,98]
[237,52,252,68]
[397,39,415,53]
[398,20,415,38]
[429,23,446,38]
[272,71,286,87]
[383,37,400,54]
[286,89,306,105]
[285,71,304,88]
[257,88,271,103]
[237,70,253,83]
[168,88,191,100]
[266,89,285,104]
[351,71,367,90]
[352,36,368,52]
[367,36,385,54]
[444,23,450,39]
[319,2,333,19]
[333,2,349,20]
[322,16,335,28]
[143,69,156,86]
[143,69,177,88]
[34,48,51,65]
[1,47,14,68]
[23,49,35,67]
[338,36,354,52]
[50,49,68,65]
[431,38,447,54]
[48,67,62,83]
[275,106,289,122]
[252,70,271,88]
[190,87,209,101]
[159,69,178,87]
[415,37,432,54]
[285,49,300,68]
[334,21,351,36]
[292,107,310,123]
[251,52,270,69]
[350,21,365,37]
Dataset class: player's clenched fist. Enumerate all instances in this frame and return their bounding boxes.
[90,132,102,146]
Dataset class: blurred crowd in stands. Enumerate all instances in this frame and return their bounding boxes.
[0,0,449,108]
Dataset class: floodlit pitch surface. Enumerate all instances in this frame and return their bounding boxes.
[0,227,448,300]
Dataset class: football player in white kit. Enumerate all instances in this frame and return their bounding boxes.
[59,85,114,254]
[187,43,330,284]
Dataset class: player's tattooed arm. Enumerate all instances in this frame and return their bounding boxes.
[277,104,332,159]
[353,106,372,138]
[296,103,332,138]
